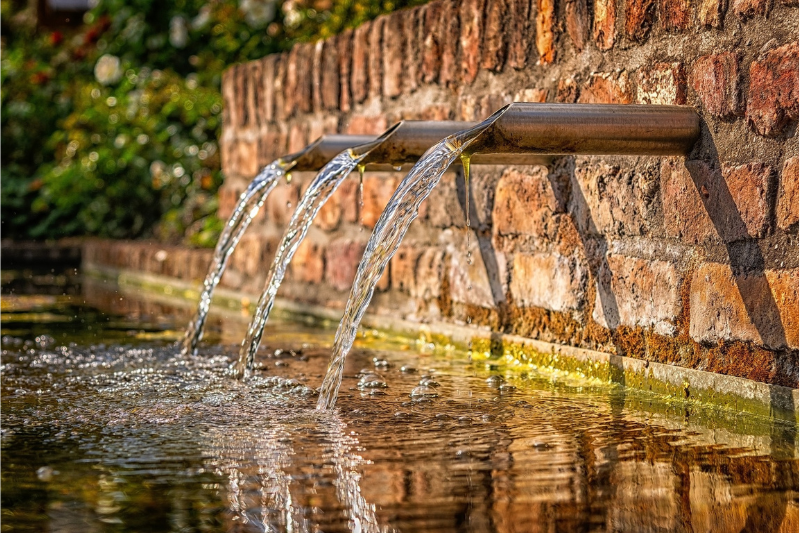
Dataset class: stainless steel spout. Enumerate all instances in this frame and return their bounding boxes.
[286,103,700,171]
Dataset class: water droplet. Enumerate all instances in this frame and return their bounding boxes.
[393,165,402,171]
[286,201,292,209]
[372,357,390,369]
[410,385,439,399]
[400,365,417,373]
[358,372,387,390]
[418,377,440,387]
[486,375,505,387]
[285,172,292,183]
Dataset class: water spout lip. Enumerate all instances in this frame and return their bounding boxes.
[348,121,403,159]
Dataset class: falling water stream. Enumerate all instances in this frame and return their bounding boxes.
[317,111,504,410]
[236,126,398,377]
[182,159,291,356]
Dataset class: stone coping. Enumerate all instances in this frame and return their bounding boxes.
[83,262,799,426]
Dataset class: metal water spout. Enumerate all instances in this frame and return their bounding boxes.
[288,103,700,171]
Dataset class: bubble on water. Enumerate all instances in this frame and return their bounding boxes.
[36,466,56,481]
[410,385,439,399]
[35,335,55,348]
[372,358,390,369]
[400,366,416,373]
[498,384,517,393]
[357,372,387,390]
[486,375,505,387]
[418,376,440,388]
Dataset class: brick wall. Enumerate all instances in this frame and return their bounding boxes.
[214,0,798,386]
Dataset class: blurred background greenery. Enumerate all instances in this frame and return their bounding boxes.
[1,0,425,246]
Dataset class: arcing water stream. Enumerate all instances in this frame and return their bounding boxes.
[316,111,505,410]
[182,159,292,356]
[236,126,399,378]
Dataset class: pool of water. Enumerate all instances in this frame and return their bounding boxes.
[2,279,798,532]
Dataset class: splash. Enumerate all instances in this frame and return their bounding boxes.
[316,110,505,410]
[235,123,398,377]
[181,159,291,356]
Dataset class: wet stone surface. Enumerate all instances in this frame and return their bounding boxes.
[1,292,798,532]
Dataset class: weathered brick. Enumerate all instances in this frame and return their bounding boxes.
[382,13,404,98]
[325,239,367,292]
[345,115,389,135]
[570,157,655,237]
[690,263,799,350]
[478,93,513,120]
[291,238,325,283]
[777,156,799,230]
[221,66,236,129]
[307,115,339,145]
[459,0,484,84]
[272,53,287,122]
[593,254,683,335]
[566,0,590,51]
[311,40,323,112]
[361,173,403,228]
[493,167,566,246]
[368,17,385,98]
[690,53,740,118]
[557,77,579,102]
[261,56,276,122]
[660,0,691,31]
[578,71,633,104]
[235,140,259,177]
[698,0,727,27]
[285,43,313,116]
[320,39,340,110]
[733,0,769,18]
[390,246,421,293]
[660,159,774,244]
[402,7,422,94]
[440,0,460,86]
[351,23,370,104]
[420,2,443,83]
[594,0,617,51]
[337,30,353,112]
[266,181,300,226]
[625,0,656,42]
[423,171,466,227]
[747,43,799,137]
[535,0,557,64]
[447,229,507,309]
[248,61,264,128]
[636,62,687,105]
[287,123,307,153]
[412,248,446,299]
[514,88,549,102]
[258,127,288,166]
[481,0,507,71]
[507,0,534,69]
[511,252,587,312]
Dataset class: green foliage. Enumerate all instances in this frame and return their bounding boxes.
[1,0,427,245]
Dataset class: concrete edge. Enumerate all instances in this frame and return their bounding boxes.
[83,262,800,425]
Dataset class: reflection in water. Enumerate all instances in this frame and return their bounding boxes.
[1,288,798,532]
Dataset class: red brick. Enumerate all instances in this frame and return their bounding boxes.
[493,167,565,246]
[320,39,340,110]
[382,13,404,98]
[420,2,443,83]
[307,115,339,145]
[478,93,513,120]
[733,0,769,18]
[593,254,682,335]
[511,252,587,312]
[422,171,466,227]
[507,0,534,69]
[448,229,507,309]
[285,43,313,116]
[258,127,288,166]
[325,239,367,292]
[402,8,422,94]
[660,0,691,31]
[578,71,633,104]
[345,115,389,136]
[535,0,557,64]
[514,88,549,102]
[261,56,276,122]
[690,263,799,350]
[266,181,300,227]
[248,61,264,128]
[624,0,656,42]
[390,246,421,293]
[291,238,325,283]
[221,66,236,129]
[698,0,726,27]
[660,159,774,244]
[368,16,385,98]
[361,173,403,228]
[636,62,687,105]
[566,0,590,52]
[459,0,484,84]
[311,40,323,112]
[594,0,617,51]
[440,0,460,87]
[287,123,308,153]
[235,140,259,177]
[413,248,446,299]
[351,23,370,104]
[481,0,507,71]
[747,43,799,137]
[690,53,740,118]
[272,53,287,122]
[777,156,799,230]
[557,77,579,102]
[337,30,353,112]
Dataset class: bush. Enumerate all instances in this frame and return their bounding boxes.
[1,0,426,245]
